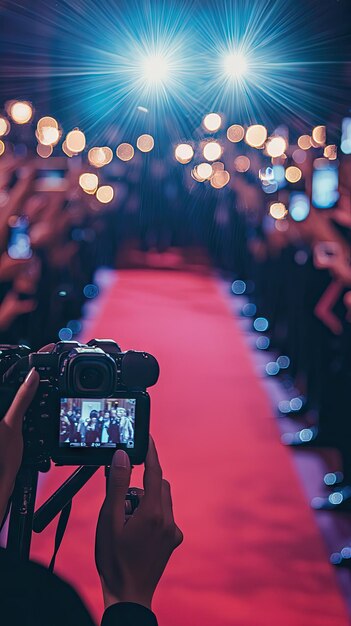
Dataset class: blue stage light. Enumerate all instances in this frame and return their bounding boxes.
[140,54,170,86]
[222,51,249,80]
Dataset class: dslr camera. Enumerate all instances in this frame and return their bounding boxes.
[0,339,159,466]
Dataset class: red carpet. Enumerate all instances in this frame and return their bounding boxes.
[30,270,349,626]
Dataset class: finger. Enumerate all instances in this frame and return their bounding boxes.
[104,449,132,529]
[38,343,55,353]
[4,368,39,429]
[161,481,184,548]
[161,479,175,527]
[141,436,163,512]
[174,525,184,547]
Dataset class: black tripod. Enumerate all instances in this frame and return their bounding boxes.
[6,459,141,566]
[6,461,99,564]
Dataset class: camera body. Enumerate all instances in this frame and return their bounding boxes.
[0,339,159,466]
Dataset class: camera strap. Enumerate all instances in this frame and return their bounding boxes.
[48,500,72,572]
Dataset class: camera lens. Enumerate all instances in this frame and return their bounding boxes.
[66,353,116,395]
[78,366,104,390]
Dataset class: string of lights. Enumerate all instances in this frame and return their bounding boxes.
[0,97,342,222]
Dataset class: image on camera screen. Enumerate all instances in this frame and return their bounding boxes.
[59,397,135,449]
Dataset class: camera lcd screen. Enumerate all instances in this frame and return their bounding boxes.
[59,397,135,449]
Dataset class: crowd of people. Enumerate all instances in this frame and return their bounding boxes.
[60,404,135,447]
[227,154,351,565]
[0,152,118,350]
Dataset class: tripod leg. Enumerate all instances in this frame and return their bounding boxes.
[7,466,38,560]
[33,466,99,533]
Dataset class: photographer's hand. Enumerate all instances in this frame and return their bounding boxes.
[0,368,39,525]
[95,437,183,611]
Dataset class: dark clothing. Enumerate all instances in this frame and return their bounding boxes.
[85,426,100,445]
[0,548,157,626]
[108,420,120,444]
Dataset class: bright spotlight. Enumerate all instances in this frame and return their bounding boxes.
[223,52,248,80]
[141,54,169,85]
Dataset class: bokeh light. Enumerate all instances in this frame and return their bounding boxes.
[116,143,134,161]
[232,280,246,295]
[9,101,33,124]
[256,336,270,350]
[59,328,73,341]
[136,134,154,152]
[312,125,326,146]
[285,166,302,183]
[196,163,213,180]
[234,155,250,172]
[66,129,86,153]
[203,113,222,132]
[0,141,5,156]
[211,170,230,189]
[269,202,287,219]
[292,148,307,164]
[96,185,114,203]
[266,362,280,376]
[191,167,205,183]
[245,125,267,148]
[79,173,99,194]
[0,118,10,136]
[254,317,269,332]
[203,141,222,161]
[83,284,99,299]
[88,146,113,167]
[212,161,224,172]
[37,126,61,146]
[62,140,75,157]
[36,143,53,158]
[298,135,312,150]
[227,124,244,143]
[37,116,58,130]
[266,136,287,158]
[175,143,194,164]
[324,144,337,160]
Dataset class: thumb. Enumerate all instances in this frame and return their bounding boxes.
[4,368,39,429]
[105,449,132,529]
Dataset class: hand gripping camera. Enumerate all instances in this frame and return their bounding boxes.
[0,339,159,466]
